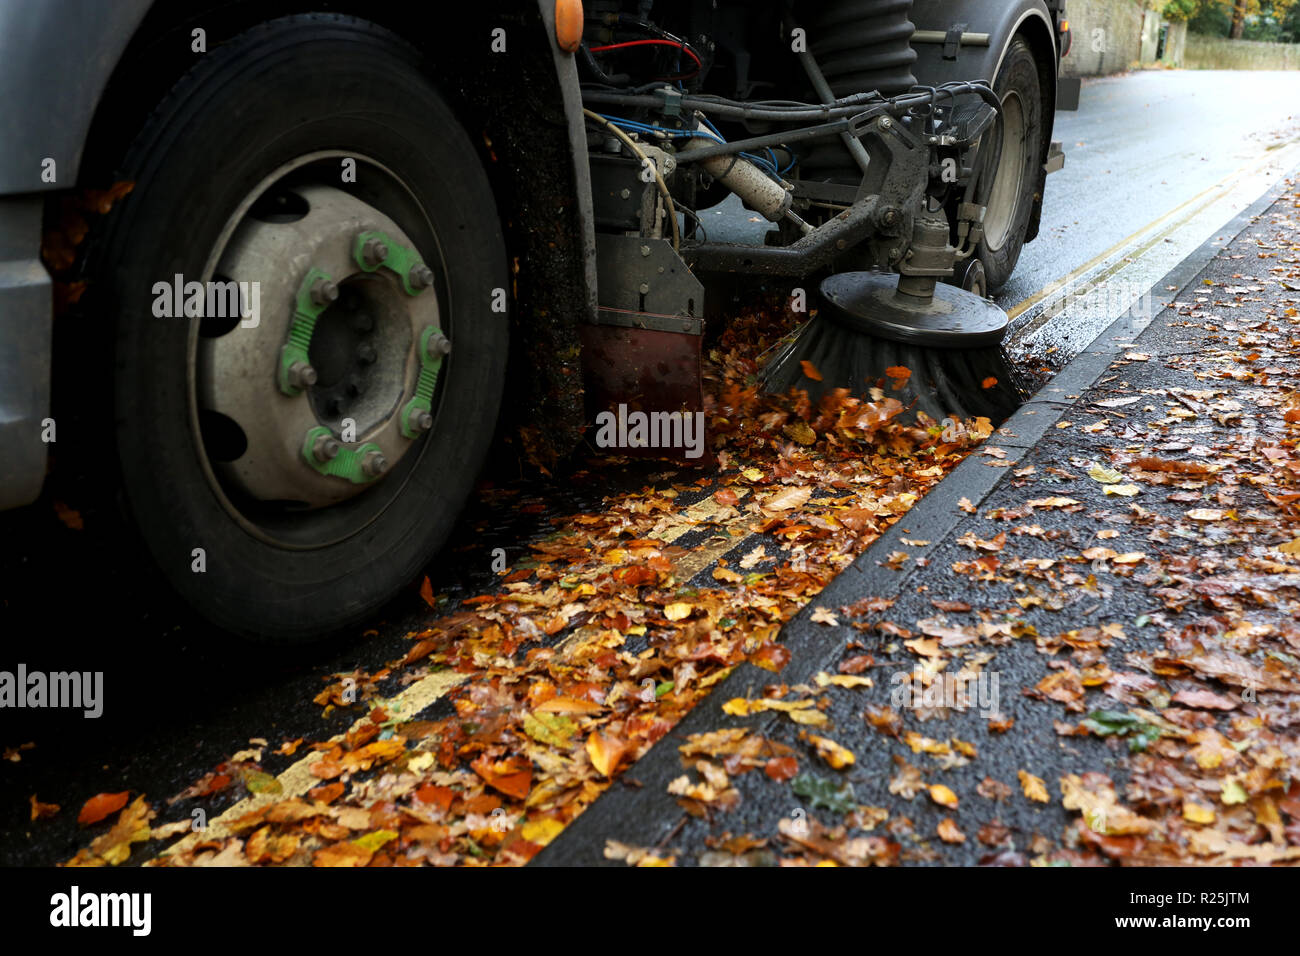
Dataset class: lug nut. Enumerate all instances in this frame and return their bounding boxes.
[408,264,434,290]
[425,332,452,359]
[345,375,364,397]
[362,450,389,477]
[287,361,317,389]
[356,342,377,365]
[412,410,434,433]
[312,434,341,462]
[360,237,389,267]
[310,277,339,307]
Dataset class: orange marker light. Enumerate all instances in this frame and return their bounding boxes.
[556,0,584,53]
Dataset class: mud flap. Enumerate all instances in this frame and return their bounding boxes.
[580,236,708,462]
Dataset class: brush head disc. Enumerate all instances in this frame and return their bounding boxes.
[819,271,1009,348]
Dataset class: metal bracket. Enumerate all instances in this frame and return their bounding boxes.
[944,23,969,60]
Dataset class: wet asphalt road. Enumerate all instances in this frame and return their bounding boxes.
[3,69,1299,867]
[998,69,1300,312]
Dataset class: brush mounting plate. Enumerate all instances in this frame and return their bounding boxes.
[819,271,1009,348]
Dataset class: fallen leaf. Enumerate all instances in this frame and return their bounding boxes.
[586,732,628,778]
[1018,770,1049,803]
[929,784,959,809]
[78,792,129,826]
[937,818,966,843]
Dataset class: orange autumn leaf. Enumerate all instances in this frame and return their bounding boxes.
[415,784,456,812]
[308,782,345,804]
[77,791,129,826]
[472,756,533,800]
[418,576,436,606]
[981,377,998,389]
[713,487,740,507]
[885,366,912,385]
[799,360,823,382]
[586,731,628,778]
[313,842,373,867]
[534,696,603,715]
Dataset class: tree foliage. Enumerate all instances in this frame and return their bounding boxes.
[1171,0,1300,40]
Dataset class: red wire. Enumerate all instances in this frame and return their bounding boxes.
[588,38,703,73]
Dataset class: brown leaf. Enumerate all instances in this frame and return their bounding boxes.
[29,794,59,821]
[765,757,798,782]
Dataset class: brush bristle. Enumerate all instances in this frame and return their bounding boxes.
[761,314,1022,424]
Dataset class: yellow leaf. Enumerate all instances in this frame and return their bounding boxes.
[1018,770,1050,803]
[929,784,959,809]
[805,734,856,769]
[663,602,694,621]
[787,708,830,727]
[521,817,565,846]
[1182,801,1216,825]
[814,671,873,689]
[1104,484,1141,497]
[1220,778,1248,805]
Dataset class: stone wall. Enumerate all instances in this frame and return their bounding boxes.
[1183,34,1300,70]
[1060,0,1145,77]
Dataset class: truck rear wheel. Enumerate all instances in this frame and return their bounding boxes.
[974,36,1043,293]
[88,15,508,642]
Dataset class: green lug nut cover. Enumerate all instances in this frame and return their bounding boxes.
[353,230,433,297]
[278,267,335,396]
[301,426,387,483]
[400,325,447,439]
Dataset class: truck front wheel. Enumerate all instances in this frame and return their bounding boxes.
[87,15,508,642]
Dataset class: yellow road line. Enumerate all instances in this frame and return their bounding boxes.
[155,668,466,859]
[1008,139,1300,322]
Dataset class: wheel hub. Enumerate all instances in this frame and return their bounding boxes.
[199,184,446,509]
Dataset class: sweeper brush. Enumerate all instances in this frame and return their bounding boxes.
[761,216,1023,426]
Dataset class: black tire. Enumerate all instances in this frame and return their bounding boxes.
[86,15,508,642]
[974,37,1043,293]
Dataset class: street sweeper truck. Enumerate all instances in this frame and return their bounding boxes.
[0,0,1071,640]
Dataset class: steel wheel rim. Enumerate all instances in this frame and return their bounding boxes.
[189,151,449,550]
